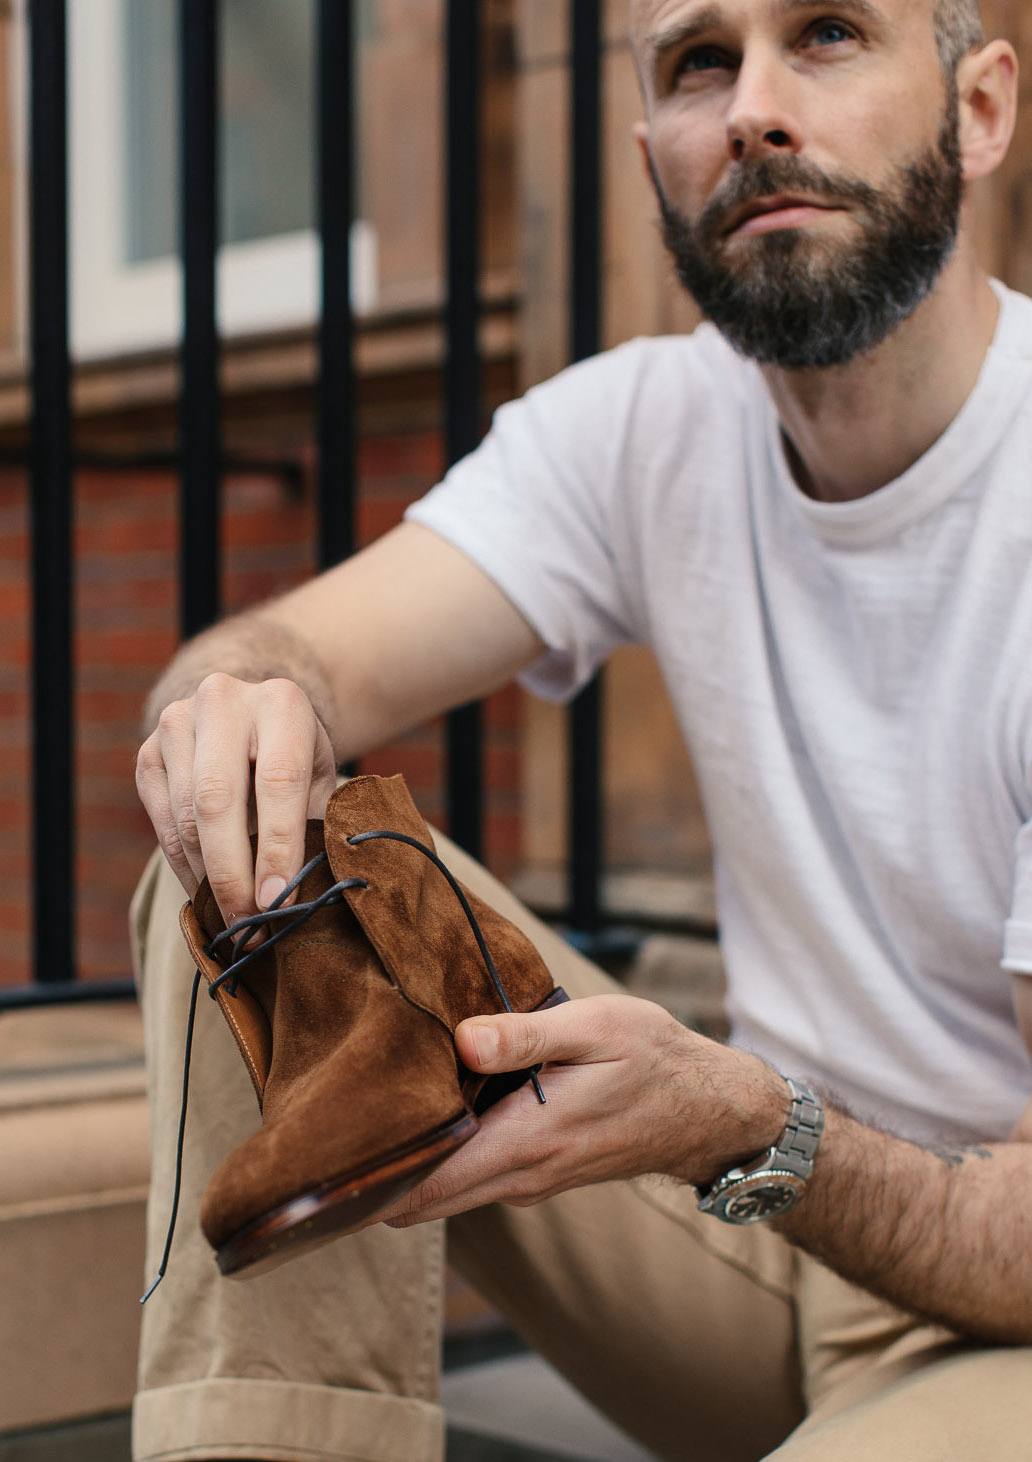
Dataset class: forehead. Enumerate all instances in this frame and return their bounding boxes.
[629,0,932,61]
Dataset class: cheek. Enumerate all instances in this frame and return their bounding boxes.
[807,75,948,178]
[648,110,729,212]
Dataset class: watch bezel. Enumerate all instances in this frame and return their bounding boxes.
[702,1168,807,1225]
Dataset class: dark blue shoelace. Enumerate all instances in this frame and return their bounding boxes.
[141,831,545,1302]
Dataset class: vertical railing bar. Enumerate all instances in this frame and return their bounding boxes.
[317,0,356,571]
[28,0,74,985]
[444,0,483,859]
[568,0,603,935]
[179,0,220,639]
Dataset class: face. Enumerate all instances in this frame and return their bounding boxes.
[633,0,965,369]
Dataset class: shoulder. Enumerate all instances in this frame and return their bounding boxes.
[496,326,756,458]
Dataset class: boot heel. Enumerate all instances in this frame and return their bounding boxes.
[217,1107,481,1278]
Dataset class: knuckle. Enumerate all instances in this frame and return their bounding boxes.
[134,752,156,796]
[192,775,236,820]
[157,699,191,735]
[195,671,236,703]
[414,1172,449,1211]
[207,869,246,911]
[260,675,304,700]
[520,1026,547,1064]
[257,758,310,796]
[174,805,201,852]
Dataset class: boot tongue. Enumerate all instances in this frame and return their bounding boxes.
[323,774,553,1030]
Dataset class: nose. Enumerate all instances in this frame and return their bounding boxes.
[726,51,803,162]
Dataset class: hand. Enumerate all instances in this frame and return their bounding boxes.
[382,994,788,1226]
[135,673,337,925]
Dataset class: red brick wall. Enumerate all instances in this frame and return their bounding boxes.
[0,427,522,989]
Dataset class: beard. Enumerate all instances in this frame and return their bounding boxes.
[655,100,964,371]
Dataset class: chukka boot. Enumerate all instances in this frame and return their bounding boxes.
[179,773,565,1278]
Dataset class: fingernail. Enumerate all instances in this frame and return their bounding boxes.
[259,876,287,910]
[470,1024,499,1066]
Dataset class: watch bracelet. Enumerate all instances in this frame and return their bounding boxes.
[774,1076,825,1179]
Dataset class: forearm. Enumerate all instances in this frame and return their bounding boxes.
[774,1107,1032,1342]
[142,523,543,763]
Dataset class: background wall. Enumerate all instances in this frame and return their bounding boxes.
[0,0,1029,986]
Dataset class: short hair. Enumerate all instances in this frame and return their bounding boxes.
[933,0,984,73]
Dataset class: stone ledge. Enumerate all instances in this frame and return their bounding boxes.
[0,1004,148,1434]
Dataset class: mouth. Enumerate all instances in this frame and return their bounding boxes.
[725,194,842,239]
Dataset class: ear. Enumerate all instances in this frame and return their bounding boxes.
[956,40,1018,183]
[632,120,661,199]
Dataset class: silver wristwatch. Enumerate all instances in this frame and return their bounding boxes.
[696,1077,824,1225]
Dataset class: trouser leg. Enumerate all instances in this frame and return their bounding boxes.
[765,1255,1032,1461]
[131,850,446,1462]
[435,835,806,1462]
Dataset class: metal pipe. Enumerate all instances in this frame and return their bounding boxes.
[568,0,604,934]
[28,0,74,985]
[317,0,357,570]
[444,0,484,858]
[179,0,220,639]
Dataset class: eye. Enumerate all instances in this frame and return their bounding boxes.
[674,44,734,81]
[809,19,856,47]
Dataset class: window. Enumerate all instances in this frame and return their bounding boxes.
[68,0,376,361]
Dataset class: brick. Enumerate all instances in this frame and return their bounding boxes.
[75,516,177,556]
[76,630,178,668]
[357,498,410,544]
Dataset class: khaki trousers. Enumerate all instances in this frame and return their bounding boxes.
[130,840,1032,1462]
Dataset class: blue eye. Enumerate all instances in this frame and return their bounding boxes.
[811,20,853,45]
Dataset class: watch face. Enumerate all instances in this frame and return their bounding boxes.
[717,1173,805,1225]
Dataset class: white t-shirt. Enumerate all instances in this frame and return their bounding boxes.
[407,282,1032,1145]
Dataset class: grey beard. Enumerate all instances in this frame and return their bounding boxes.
[656,114,963,371]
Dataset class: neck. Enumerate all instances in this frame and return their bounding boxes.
[761,234,1000,504]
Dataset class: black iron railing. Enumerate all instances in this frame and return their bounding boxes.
[7,0,606,1012]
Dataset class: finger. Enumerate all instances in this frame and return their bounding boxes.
[252,681,328,909]
[381,1123,544,1227]
[307,717,337,820]
[153,700,208,891]
[135,726,200,896]
[456,996,626,1075]
[190,674,261,922]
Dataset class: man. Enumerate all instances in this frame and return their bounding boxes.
[132,2,1032,1458]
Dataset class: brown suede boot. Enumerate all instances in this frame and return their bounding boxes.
[179,774,566,1279]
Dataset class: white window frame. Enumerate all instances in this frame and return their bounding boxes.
[67,0,375,363]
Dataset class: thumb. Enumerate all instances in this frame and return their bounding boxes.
[456,1000,614,1074]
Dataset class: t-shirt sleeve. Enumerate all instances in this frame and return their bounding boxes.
[1004,819,1032,973]
[405,343,652,701]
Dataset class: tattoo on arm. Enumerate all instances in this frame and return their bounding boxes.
[927,1144,994,1170]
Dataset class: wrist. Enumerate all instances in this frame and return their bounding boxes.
[665,1041,790,1187]
[696,1075,825,1226]
[700,1059,793,1184]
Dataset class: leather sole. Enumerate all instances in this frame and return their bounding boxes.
[217,986,569,1278]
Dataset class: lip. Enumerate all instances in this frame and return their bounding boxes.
[726,194,841,238]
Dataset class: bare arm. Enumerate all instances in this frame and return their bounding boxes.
[774,973,1032,1341]
[381,974,1032,1343]
[136,522,543,921]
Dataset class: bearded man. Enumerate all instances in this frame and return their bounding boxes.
[131,2,1032,1459]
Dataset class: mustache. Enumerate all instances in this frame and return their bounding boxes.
[695,155,882,240]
